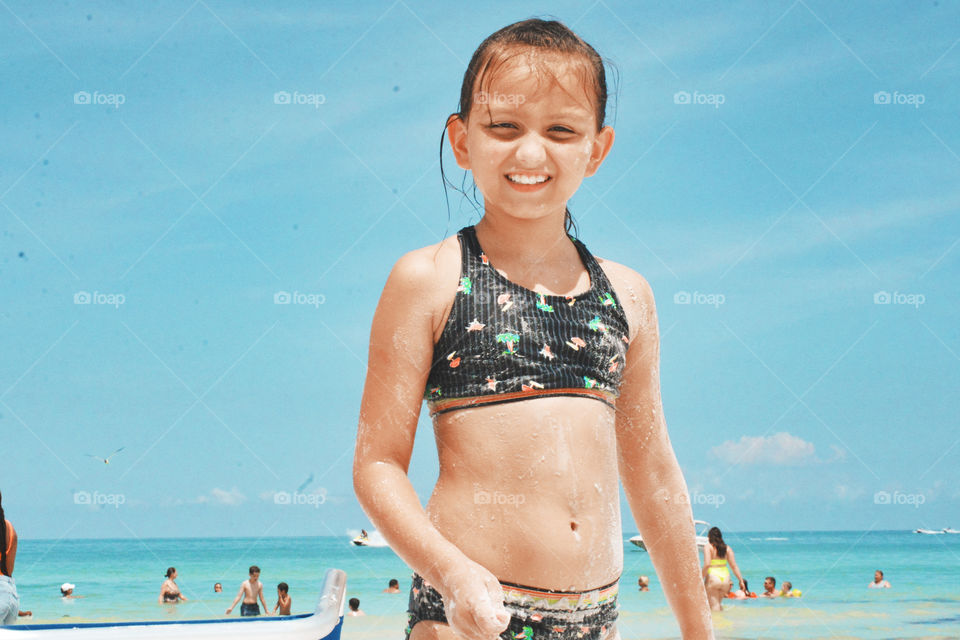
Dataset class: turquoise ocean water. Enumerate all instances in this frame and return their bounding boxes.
[7,531,960,639]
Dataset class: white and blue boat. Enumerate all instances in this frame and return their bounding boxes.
[0,569,345,640]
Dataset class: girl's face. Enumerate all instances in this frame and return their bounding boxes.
[447,55,614,222]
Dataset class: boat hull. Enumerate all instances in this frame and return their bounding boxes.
[0,569,346,639]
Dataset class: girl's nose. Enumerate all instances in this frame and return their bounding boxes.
[515,132,547,167]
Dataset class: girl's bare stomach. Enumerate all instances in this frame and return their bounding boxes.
[425,395,624,591]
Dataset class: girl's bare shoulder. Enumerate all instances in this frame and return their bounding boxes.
[382,232,462,335]
[593,256,657,342]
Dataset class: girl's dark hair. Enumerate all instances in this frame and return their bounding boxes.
[165,567,176,578]
[440,18,617,238]
[0,490,7,576]
[708,526,727,559]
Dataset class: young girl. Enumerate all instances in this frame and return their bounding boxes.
[353,19,712,640]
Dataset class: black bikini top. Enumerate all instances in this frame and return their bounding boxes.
[424,225,631,416]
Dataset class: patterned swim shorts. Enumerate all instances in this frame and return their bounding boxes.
[405,572,619,639]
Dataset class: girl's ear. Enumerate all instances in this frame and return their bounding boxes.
[446,114,471,170]
[584,125,615,178]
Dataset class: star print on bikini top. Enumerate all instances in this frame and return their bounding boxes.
[424,225,631,416]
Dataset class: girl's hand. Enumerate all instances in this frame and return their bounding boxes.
[439,560,510,640]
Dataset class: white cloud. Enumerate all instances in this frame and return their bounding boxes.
[834,484,864,501]
[710,432,816,466]
[827,445,848,462]
[195,487,246,506]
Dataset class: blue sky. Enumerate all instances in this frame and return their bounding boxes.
[1,1,958,541]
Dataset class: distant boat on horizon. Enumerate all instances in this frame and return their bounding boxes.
[631,520,710,550]
[942,527,960,534]
[914,528,945,534]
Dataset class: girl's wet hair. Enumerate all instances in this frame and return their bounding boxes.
[166,567,176,578]
[440,18,617,237]
[708,526,727,559]
[0,490,8,576]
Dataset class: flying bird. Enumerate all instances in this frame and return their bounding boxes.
[86,447,125,464]
[296,473,315,493]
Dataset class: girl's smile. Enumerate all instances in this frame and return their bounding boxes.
[505,171,552,190]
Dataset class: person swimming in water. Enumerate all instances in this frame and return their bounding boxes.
[384,578,402,593]
[352,18,712,640]
[868,569,891,588]
[347,597,364,617]
[158,567,187,604]
[701,527,745,611]
[760,576,779,598]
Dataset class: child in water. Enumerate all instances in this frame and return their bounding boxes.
[353,18,711,640]
[273,582,291,615]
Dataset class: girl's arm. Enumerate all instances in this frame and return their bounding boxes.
[353,250,465,581]
[727,547,745,588]
[615,273,713,640]
[352,249,510,637]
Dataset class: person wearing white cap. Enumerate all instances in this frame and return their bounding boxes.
[60,583,81,598]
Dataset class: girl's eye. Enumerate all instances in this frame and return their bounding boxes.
[486,122,516,129]
[549,126,576,134]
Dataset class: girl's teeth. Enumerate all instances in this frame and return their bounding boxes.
[508,174,548,185]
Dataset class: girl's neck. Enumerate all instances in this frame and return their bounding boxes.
[474,212,572,266]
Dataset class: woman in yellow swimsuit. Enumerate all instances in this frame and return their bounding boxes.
[702,527,745,611]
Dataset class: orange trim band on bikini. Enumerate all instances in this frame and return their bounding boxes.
[426,387,617,416]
